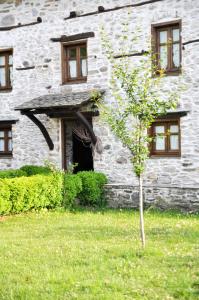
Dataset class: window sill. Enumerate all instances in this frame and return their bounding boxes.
[164,71,181,76]
[0,154,13,159]
[61,79,87,85]
[0,88,13,93]
[150,154,181,158]
[155,69,181,77]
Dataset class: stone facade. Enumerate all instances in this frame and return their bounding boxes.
[0,0,199,210]
[106,185,199,212]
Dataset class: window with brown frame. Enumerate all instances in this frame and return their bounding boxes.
[0,50,13,90]
[152,21,181,74]
[62,43,87,83]
[0,124,13,157]
[149,119,180,157]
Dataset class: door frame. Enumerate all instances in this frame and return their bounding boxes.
[61,114,95,170]
[61,119,67,170]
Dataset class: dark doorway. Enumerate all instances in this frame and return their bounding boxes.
[73,133,93,173]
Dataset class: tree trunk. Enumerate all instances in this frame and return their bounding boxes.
[139,175,145,248]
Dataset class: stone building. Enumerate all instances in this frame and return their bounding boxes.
[0,0,198,211]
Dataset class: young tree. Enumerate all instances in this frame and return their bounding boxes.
[93,23,181,248]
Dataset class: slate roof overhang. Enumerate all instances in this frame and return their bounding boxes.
[15,91,104,116]
[14,90,104,152]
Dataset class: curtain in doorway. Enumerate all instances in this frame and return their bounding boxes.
[72,121,103,155]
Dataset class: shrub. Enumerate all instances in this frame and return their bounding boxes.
[20,165,52,177]
[63,174,82,207]
[0,181,11,214]
[0,174,63,215]
[0,169,108,215]
[77,171,108,206]
[0,169,26,179]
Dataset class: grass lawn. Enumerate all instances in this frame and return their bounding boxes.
[0,209,199,300]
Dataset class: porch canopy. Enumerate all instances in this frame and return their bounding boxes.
[15,91,103,150]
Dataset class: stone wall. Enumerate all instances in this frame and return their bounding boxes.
[106,184,199,212]
[0,0,199,210]
[65,121,74,169]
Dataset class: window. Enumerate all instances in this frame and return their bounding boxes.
[62,43,87,83]
[0,49,13,90]
[150,119,180,156]
[0,124,13,156]
[152,21,181,74]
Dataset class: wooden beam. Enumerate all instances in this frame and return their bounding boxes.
[16,66,35,71]
[48,111,99,118]
[21,107,78,116]
[75,111,97,145]
[114,50,149,59]
[0,17,42,31]
[51,32,95,43]
[0,120,18,125]
[64,0,164,20]
[24,114,54,150]
[114,40,199,59]
[183,39,199,46]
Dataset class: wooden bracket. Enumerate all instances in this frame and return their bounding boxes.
[75,111,97,145]
[24,113,54,150]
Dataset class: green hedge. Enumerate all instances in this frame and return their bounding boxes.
[0,183,11,214]
[62,171,108,207]
[0,169,108,215]
[0,169,27,179]
[0,165,52,179]
[63,174,82,207]
[0,174,63,215]
[77,171,108,206]
[20,165,52,177]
